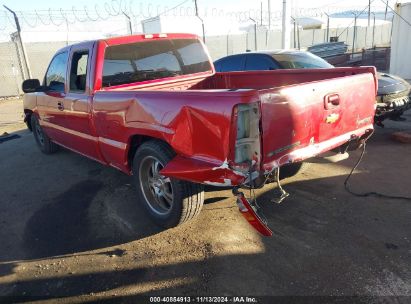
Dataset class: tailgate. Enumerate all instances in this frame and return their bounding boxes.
[260,72,376,168]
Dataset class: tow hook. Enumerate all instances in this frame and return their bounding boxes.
[232,187,273,236]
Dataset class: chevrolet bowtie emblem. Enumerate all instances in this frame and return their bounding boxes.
[326,113,339,123]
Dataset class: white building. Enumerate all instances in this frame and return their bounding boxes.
[390,1,411,79]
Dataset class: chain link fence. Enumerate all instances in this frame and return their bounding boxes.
[0,41,72,97]
[0,41,24,97]
[0,23,392,98]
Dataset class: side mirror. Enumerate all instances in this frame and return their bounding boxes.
[22,79,40,93]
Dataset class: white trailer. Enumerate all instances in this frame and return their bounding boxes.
[390,1,411,80]
[141,16,203,37]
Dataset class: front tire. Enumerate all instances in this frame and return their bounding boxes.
[132,140,204,228]
[31,115,58,154]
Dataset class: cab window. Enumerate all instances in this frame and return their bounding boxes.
[45,52,68,92]
[69,51,89,92]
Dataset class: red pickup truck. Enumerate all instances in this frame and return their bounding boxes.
[22,33,377,236]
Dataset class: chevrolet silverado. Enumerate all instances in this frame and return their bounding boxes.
[22,33,377,236]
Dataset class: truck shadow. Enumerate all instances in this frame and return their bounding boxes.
[20,177,227,261]
[22,179,156,260]
[0,129,164,262]
[21,174,167,261]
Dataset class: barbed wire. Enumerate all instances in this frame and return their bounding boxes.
[337,0,376,38]
[60,8,77,24]
[35,10,51,26]
[0,0,394,39]
[0,0,391,29]
[84,6,99,22]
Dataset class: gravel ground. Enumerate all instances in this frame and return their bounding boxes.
[0,99,410,303]
[0,99,26,134]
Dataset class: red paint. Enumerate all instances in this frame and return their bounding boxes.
[235,192,273,237]
[159,155,245,186]
[23,34,377,235]
[25,34,377,182]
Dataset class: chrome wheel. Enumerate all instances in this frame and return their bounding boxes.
[139,156,174,215]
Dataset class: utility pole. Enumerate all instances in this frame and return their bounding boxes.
[260,2,263,26]
[4,5,31,79]
[292,17,296,48]
[281,0,291,49]
[371,12,376,47]
[351,12,357,56]
[226,32,229,55]
[122,12,133,34]
[368,0,371,27]
[194,0,206,43]
[65,19,69,46]
[384,1,388,20]
[249,17,257,51]
[268,0,271,30]
[324,13,330,43]
[266,0,271,46]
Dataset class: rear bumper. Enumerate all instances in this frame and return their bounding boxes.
[262,124,374,174]
[161,124,374,187]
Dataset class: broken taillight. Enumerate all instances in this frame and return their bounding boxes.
[233,188,273,237]
[232,103,261,174]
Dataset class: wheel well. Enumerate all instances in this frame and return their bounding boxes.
[127,135,172,167]
[24,109,33,131]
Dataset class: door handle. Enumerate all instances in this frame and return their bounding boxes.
[57,101,64,111]
[324,94,340,109]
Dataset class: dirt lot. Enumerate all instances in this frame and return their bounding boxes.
[0,99,27,134]
[0,99,410,303]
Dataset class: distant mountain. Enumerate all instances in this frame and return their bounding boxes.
[330,10,394,20]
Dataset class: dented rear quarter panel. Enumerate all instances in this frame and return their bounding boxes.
[92,89,259,176]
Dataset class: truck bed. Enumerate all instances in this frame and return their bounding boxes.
[101,67,377,92]
[94,67,376,179]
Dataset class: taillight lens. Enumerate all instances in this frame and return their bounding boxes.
[235,191,272,236]
[232,103,261,173]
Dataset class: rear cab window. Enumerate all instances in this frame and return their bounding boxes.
[102,38,212,87]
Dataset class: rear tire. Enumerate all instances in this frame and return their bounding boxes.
[132,140,204,228]
[279,162,308,179]
[31,115,58,154]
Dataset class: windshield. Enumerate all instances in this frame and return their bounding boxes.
[102,38,212,87]
[271,52,334,69]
